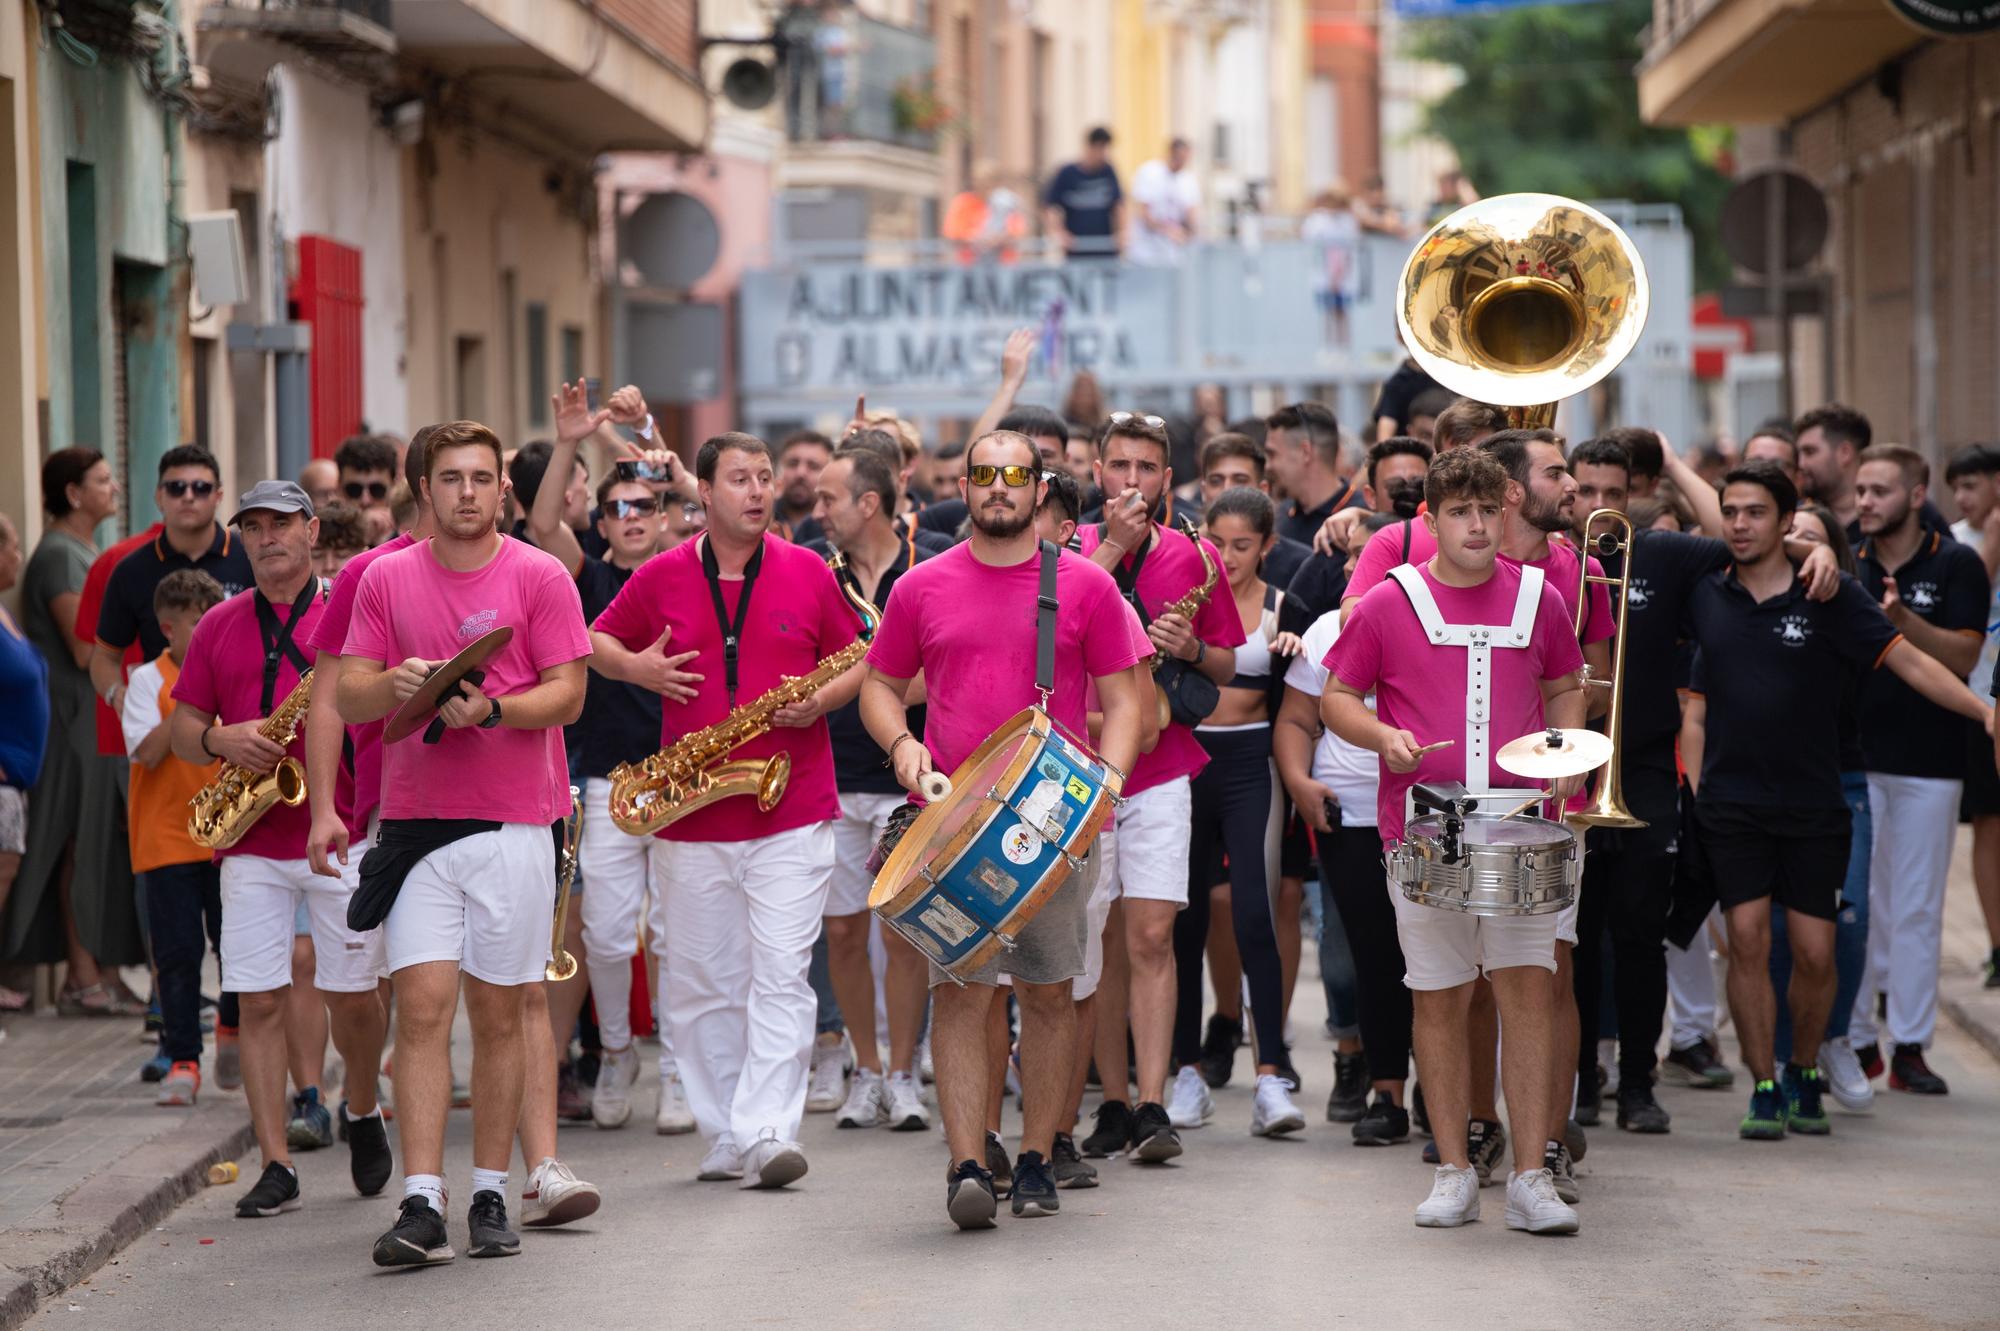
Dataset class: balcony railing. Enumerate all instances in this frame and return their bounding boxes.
[199,0,395,58]
[783,14,938,154]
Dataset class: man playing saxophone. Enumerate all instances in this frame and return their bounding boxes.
[589,432,868,1192]
[1075,412,1242,1165]
[167,480,390,1221]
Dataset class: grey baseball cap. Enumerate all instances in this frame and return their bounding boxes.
[229,479,316,524]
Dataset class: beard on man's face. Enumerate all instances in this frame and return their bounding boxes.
[970,496,1035,539]
[1523,489,1570,535]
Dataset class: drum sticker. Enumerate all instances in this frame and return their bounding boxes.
[969,858,1020,908]
[1019,779,1065,835]
[1037,755,1070,785]
[1065,775,1091,803]
[918,896,980,948]
[1001,821,1045,865]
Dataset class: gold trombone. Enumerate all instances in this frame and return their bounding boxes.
[546,786,582,982]
[1569,511,1645,829]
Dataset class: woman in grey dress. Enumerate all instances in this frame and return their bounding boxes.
[10,447,146,1013]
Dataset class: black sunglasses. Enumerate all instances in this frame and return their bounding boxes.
[604,497,660,518]
[344,480,390,500]
[160,479,216,499]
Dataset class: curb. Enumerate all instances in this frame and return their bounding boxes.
[1942,977,2000,1067]
[0,1104,253,1329]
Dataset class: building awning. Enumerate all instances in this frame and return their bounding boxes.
[1638,0,1924,126]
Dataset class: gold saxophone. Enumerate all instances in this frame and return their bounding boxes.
[1147,522,1220,730]
[188,670,313,850]
[606,550,881,836]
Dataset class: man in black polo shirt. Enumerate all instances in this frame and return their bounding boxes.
[89,445,253,713]
[1846,444,1989,1097]
[1679,462,1990,1142]
[1265,402,1365,547]
[804,444,937,1132]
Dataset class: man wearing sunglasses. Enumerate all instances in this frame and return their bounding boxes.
[1078,411,1243,1165]
[335,435,399,513]
[91,445,253,720]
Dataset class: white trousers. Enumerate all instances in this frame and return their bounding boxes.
[1666,906,1723,1050]
[578,777,676,1071]
[655,821,835,1147]
[1853,773,1960,1049]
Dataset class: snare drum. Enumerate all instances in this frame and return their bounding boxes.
[1388,813,1580,916]
[868,708,1115,982]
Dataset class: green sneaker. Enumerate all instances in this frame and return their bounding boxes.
[1783,1064,1830,1135]
[1739,1080,1787,1140]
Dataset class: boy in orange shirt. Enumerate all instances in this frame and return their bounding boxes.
[123,570,225,1106]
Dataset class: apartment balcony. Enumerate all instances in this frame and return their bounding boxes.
[198,0,396,81]
[1637,0,1922,126]
[778,14,940,200]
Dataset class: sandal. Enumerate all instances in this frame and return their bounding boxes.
[57,983,144,1017]
[0,986,29,1012]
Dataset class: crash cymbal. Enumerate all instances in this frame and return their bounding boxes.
[384,626,515,744]
[1494,726,1612,780]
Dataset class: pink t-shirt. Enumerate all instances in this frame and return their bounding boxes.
[172,584,358,861]
[1077,524,1246,795]
[1325,560,1584,845]
[304,532,415,829]
[591,532,860,844]
[1347,519,1615,647]
[344,536,589,826]
[868,543,1146,779]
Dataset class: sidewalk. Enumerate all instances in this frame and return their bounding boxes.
[1943,826,2000,1062]
[0,966,249,1330]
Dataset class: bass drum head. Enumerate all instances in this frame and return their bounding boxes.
[867,710,1044,914]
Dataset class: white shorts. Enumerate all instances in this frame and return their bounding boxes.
[825,791,906,916]
[219,850,385,994]
[1387,874,1559,991]
[386,823,557,986]
[578,776,666,963]
[1074,829,1120,1001]
[1104,777,1192,907]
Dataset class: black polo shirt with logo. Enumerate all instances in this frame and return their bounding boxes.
[1854,528,1989,779]
[1609,529,1732,756]
[1275,479,1366,548]
[95,524,253,662]
[1681,568,1898,808]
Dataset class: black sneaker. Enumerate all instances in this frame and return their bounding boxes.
[1783,1063,1831,1133]
[1081,1101,1134,1158]
[1197,1013,1238,1088]
[1616,1085,1672,1134]
[1350,1092,1409,1146]
[234,1160,301,1218]
[1662,1037,1736,1089]
[1011,1151,1059,1217]
[1543,1141,1579,1204]
[373,1195,454,1266]
[1273,1046,1304,1094]
[1128,1101,1183,1163]
[984,1131,1013,1198]
[466,1189,520,1258]
[1889,1044,1949,1095]
[1856,1040,1884,1081]
[1467,1118,1507,1184]
[947,1159,997,1230]
[1410,1080,1431,1136]
[1566,1117,1588,1163]
[1325,1051,1367,1122]
[344,1103,393,1196]
[1051,1132,1098,1189]
[1574,1074,1601,1127]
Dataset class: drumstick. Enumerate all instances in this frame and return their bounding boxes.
[1497,790,1556,820]
[917,771,953,802]
[1412,740,1455,758]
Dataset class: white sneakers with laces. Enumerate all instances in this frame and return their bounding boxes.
[740,1128,809,1190]
[1250,1073,1306,1137]
[1817,1039,1874,1113]
[697,1134,743,1181]
[521,1158,601,1227]
[1416,1164,1481,1228]
[655,1070,696,1135]
[592,1045,640,1129]
[1167,1065,1214,1129]
[1505,1167,1581,1234]
[837,1068,890,1128]
[885,1071,931,1131]
[805,1036,850,1112]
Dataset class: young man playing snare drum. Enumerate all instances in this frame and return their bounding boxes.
[1322,448,1587,1236]
[861,430,1145,1230]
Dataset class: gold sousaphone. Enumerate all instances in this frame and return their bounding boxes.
[1396,193,1650,829]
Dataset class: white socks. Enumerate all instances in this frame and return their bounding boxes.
[404,1173,445,1210]
[471,1166,509,1197]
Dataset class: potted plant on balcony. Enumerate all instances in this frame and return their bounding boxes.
[891,74,954,140]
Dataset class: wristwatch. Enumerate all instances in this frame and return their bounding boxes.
[479,698,503,730]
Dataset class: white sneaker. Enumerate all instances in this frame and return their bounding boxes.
[1167,1065,1213,1129]
[591,1045,640,1129]
[1597,1039,1620,1098]
[885,1071,931,1131]
[1415,1164,1481,1228]
[655,1071,696,1135]
[918,1032,934,1084]
[521,1158,601,1227]
[837,1068,889,1128]
[1505,1167,1580,1235]
[1817,1039,1874,1113]
[697,1134,743,1181]
[805,1037,849,1113]
[1250,1074,1306,1137]
[740,1129,809,1190]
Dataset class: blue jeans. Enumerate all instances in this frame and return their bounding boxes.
[139,860,222,1065]
[1770,772,1871,1063]
[810,931,844,1036]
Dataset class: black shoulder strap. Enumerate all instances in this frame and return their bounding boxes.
[1401,518,1414,564]
[1099,521,1153,614]
[1036,539,1059,697]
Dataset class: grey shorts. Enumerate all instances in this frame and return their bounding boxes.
[928,845,1097,990]
[0,787,23,855]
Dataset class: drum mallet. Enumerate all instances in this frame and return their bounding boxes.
[918,771,953,802]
